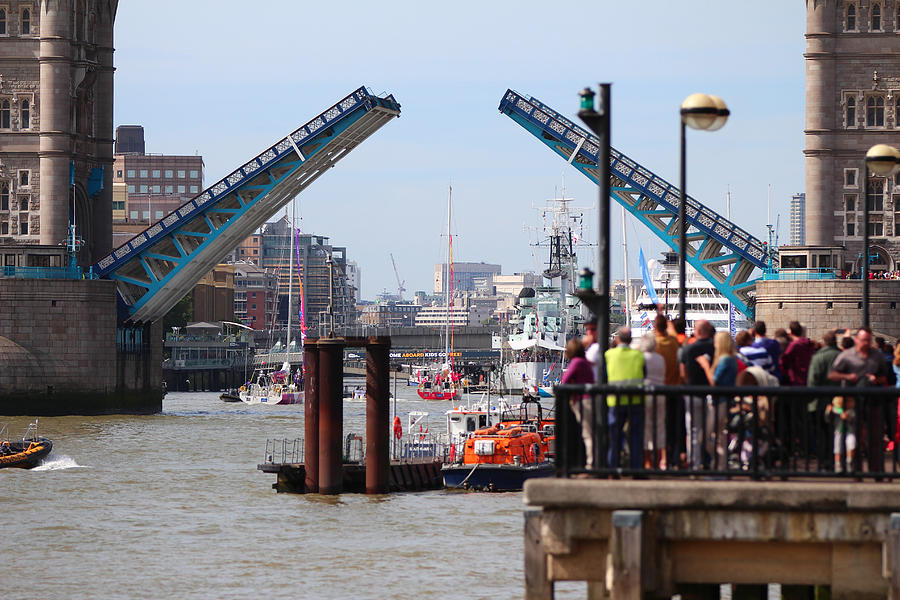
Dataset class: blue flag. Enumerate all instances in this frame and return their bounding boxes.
[639,248,659,305]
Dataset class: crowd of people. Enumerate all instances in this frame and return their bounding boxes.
[560,309,900,473]
[840,270,900,280]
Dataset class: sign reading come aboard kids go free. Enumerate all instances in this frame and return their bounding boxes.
[388,350,499,360]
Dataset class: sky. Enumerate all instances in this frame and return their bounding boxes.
[113,1,806,300]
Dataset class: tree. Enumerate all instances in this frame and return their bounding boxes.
[163,293,193,332]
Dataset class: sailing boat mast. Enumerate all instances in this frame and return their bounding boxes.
[283,201,295,373]
[445,186,453,368]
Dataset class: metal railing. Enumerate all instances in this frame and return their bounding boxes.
[762,268,837,281]
[554,382,900,480]
[263,438,303,464]
[1,265,97,280]
[264,432,455,465]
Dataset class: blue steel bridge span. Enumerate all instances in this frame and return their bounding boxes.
[94,86,400,325]
[498,89,774,319]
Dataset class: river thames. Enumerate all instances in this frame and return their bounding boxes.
[1,382,590,599]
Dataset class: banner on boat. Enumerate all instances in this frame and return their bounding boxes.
[639,248,660,306]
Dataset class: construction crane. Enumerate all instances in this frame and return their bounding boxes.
[390,253,406,301]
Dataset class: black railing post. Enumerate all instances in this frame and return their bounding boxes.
[554,387,568,477]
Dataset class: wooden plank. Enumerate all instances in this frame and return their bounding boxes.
[671,541,831,585]
[547,540,608,581]
[890,513,900,600]
[525,509,553,600]
[831,542,885,599]
[610,510,644,600]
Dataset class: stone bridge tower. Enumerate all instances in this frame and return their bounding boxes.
[806,0,900,273]
[0,0,116,265]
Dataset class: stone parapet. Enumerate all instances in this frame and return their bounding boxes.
[756,279,900,340]
[523,478,900,599]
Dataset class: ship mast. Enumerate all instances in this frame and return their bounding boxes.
[283,200,295,373]
[445,186,453,369]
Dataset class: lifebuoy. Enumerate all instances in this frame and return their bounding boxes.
[393,416,402,440]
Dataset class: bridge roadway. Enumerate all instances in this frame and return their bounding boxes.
[95,86,400,325]
[251,326,498,369]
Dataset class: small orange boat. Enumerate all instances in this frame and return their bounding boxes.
[442,399,554,491]
[0,421,53,469]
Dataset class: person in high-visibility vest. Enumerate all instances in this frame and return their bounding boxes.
[605,327,645,469]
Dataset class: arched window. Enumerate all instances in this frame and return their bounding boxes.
[847,3,857,30]
[872,3,882,30]
[847,96,856,126]
[0,100,10,129]
[20,99,28,129]
[0,183,8,211]
[20,8,30,35]
[868,96,885,126]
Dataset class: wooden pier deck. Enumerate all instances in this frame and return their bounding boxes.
[523,478,900,599]
[258,458,443,494]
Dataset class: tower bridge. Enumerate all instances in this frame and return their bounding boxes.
[94,86,401,325]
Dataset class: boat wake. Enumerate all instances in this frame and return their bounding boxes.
[32,454,86,471]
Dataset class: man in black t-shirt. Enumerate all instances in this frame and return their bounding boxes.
[680,320,715,468]
[680,322,715,386]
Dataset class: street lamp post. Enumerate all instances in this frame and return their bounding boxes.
[577,84,611,382]
[862,144,900,328]
[678,94,729,325]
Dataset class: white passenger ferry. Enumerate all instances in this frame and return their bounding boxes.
[630,251,750,337]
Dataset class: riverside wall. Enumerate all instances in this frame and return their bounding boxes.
[755,279,900,341]
[0,279,163,415]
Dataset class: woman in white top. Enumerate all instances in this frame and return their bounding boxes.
[638,335,667,469]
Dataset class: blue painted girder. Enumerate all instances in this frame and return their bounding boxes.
[498,89,771,318]
[94,86,400,324]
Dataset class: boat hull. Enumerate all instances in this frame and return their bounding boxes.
[239,391,303,405]
[441,461,554,491]
[417,389,458,401]
[501,361,558,393]
[0,437,52,469]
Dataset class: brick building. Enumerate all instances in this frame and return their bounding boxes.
[806,0,900,272]
[192,264,234,324]
[233,261,278,330]
[111,125,204,248]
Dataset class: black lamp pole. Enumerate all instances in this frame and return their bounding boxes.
[862,166,870,329]
[678,120,687,324]
[578,84,611,383]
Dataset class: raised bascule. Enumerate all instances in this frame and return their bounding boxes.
[94,86,401,324]
[498,89,773,319]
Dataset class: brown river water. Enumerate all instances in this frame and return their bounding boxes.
[1,381,591,599]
